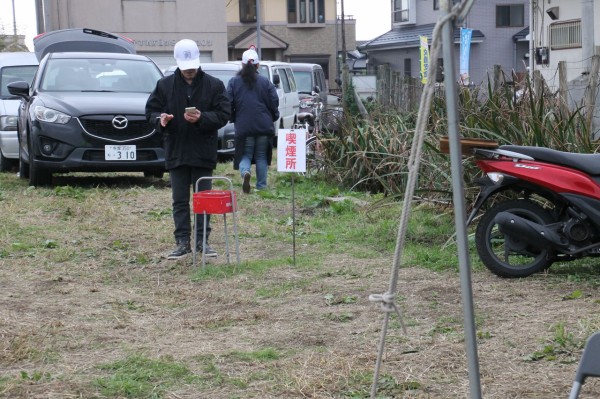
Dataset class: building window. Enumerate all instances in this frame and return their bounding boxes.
[239,0,257,23]
[550,20,582,50]
[288,0,325,24]
[404,58,411,77]
[318,0,325,22]
[496,4,524,27]
[288,0,296,23]
[394,0,409,23]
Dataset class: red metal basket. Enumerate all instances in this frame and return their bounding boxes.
[193,190,237,214]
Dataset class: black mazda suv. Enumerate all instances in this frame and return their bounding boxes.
[8,29,165,186]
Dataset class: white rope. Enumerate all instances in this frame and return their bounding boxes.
[369,2,469,397]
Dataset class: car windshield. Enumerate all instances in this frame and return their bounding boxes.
[293,71,312,93]
[40,58,162,92]
[1,65,38,98]
[204,70,238,86]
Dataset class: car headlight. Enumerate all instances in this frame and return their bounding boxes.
[34,106,71,124]
[0,115,18,131]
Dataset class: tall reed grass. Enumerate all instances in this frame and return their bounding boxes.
[320,74,598,196]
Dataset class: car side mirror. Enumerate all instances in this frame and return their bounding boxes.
[313,85,321,94]
[7,81,30,100]
[272,74,280,87]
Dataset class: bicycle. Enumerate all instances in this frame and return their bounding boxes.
[293,93,324,175]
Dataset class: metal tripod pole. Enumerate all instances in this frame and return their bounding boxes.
[441,3,482,398]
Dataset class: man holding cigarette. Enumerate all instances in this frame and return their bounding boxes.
[146,39,230,260]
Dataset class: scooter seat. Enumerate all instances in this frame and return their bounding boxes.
[501,145,600,176]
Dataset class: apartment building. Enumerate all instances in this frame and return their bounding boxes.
[36,0,356,84]
[36,0,229,69]
[225,0,356,88]
[358,0,530,86]
[530,0,599,89]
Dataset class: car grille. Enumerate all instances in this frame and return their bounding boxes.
[78,115,156,143]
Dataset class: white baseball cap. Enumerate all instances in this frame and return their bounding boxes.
[242,49,259,65]
[174,39,200,70]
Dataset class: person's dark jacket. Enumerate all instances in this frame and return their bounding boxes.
[227,71,279,170]
[227,73,279,138]
[145,68,230,170]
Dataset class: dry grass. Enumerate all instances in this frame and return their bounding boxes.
[1,170,600,398]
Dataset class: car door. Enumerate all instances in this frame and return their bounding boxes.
[273,66,293,128]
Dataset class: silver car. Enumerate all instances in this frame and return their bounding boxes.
[0,52,38,171]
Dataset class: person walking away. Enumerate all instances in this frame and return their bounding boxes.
[146,39,230,260]
[227,49,279,193]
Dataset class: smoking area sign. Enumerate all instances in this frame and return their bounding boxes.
[277,129,306,173]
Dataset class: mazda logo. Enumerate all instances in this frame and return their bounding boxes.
[112,116,128,130]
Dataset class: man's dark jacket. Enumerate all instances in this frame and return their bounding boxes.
[145,68,231,170]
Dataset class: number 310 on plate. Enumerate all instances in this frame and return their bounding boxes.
[105,145,137,161]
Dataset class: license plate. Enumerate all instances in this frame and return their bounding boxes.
[105,145,136,161]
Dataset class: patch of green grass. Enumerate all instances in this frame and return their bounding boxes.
[53,185,87,199]
[430,316,461,336]
[146,208,171,220]
[226,347,281,362]
[191,257,293,282]
[324,293,358,306]
[256,278,311,298]
[191,353,266,389]
[342,371,422,398]
[324,312,354,322]
[523,321,585,362]
[95,354,199,398]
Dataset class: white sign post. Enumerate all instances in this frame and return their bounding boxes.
[277,128,306,265]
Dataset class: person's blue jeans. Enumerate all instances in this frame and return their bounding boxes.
[169,165,212,243]
[239,135,269,190]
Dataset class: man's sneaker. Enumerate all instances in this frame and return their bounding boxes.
[242,172,251,194]
[197,243,218,258]
[167,240,191,260]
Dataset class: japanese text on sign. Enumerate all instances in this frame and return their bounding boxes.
[277,129,306,173]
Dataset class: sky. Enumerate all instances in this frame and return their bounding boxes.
[342,0,391,41]
[0,0,391,50]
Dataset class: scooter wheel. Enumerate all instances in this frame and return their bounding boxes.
[475,199,555,278]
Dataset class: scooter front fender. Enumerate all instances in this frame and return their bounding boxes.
[466,174,520,226]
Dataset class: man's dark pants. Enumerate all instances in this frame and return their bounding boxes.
[169,165,213,244]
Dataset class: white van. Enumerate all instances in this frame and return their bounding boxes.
[258,61,299,133]
[0,52,38,172]
[230,60,299,138]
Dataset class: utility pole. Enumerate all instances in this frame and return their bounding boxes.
[341,0,349,107]
[256,0,262,59]
[335,0,339,81]
[528,0,534,79]
[11,0,17,36]
[340,0,346,64]
[35,0,45,33]
[582,0,594,73]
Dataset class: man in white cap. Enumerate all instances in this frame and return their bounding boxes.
[146,39,231,260]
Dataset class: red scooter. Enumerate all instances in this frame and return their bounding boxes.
[465,143,600,278]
